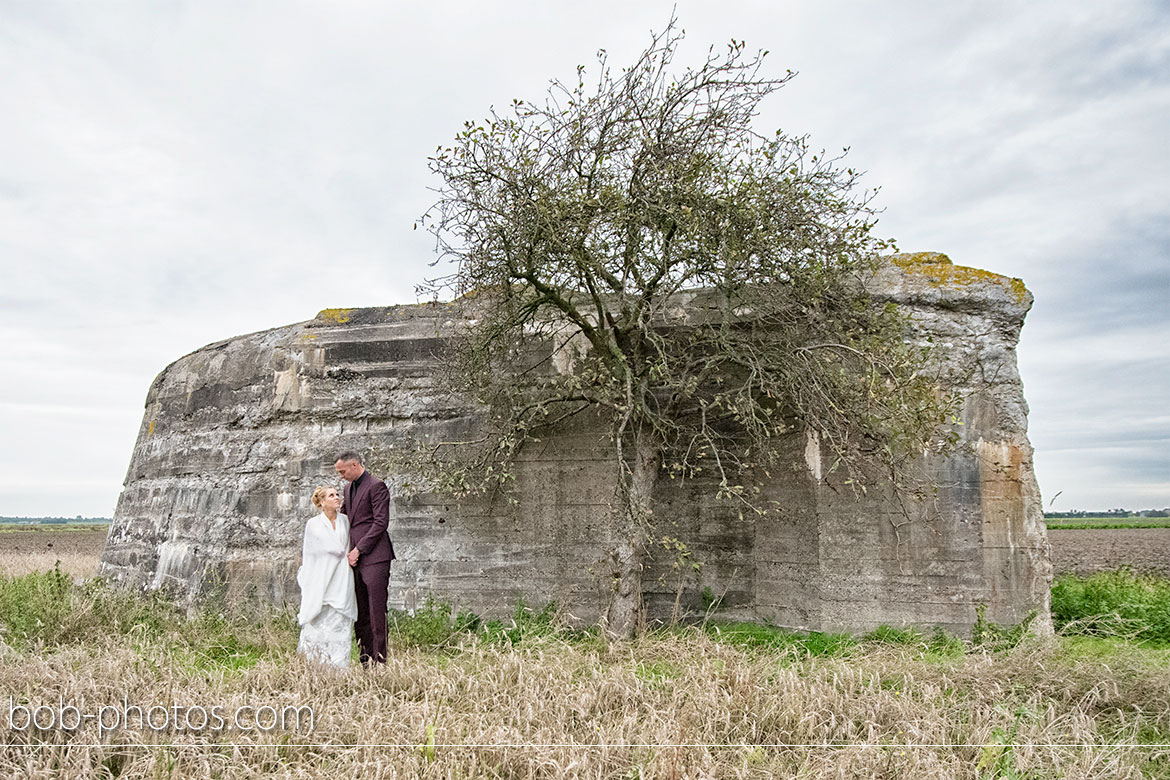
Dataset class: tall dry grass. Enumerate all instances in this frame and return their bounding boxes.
[0,550,98,579]
[1,541,1168,779]
[2,593,1167,779]
[0,526,106,579]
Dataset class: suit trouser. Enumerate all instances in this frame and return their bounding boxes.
[354,560,390,664]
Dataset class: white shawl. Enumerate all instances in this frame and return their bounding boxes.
[296,512,358,626]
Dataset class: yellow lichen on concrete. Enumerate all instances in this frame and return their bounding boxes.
[316,308,354,324]
[890,252,1029,305]
[148,419,155,436]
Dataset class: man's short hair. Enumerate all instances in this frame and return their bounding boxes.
[335,451,362,465]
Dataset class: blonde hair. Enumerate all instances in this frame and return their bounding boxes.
[310,486,335,508]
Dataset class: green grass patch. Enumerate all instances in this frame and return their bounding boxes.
[1050,569,1170,644]
[388,597,586,648]
[703,621,857,656]
[863,624,967,659]
[480,599,568,645]
[0,565,179,650]
[387,597,471,646]
[633,659,681,688]
[1045,517,1170,530]
[11,565,1170,671]
[700,620,969,660]
[168,609,297,673]
[1057,635,1170,665]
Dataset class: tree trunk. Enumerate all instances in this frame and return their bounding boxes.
[605,425,660,637]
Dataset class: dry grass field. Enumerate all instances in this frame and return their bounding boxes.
[1,527,1168,778]
[3,628,1168,779]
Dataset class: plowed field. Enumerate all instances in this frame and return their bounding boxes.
[2,526,1167,580]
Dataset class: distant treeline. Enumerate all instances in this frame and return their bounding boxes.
[0,516,111,524]
[1046,509,1169,518]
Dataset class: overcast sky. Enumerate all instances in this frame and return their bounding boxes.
[1,0,1167,517]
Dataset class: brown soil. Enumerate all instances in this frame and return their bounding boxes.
[1048,528,1170,578]
[1,526,1167,581]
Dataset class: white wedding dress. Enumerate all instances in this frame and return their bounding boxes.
[296,512,358,667]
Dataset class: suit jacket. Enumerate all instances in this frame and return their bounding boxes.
[342,472,396,567]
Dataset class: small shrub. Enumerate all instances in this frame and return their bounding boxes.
[480,618,509,644]
[390,598,461,646]
[510,599,559,638]
[972,604,1037,650]
[928,625,967,657]
[0,565,71,648]
[700,586,723,614]
[454,608,481,633]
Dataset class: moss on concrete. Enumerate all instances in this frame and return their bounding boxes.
[316,308,354,324]
[891,252,1029,305]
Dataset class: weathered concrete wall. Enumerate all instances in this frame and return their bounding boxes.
[99,253,1051,634]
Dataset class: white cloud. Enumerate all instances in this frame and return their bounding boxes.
[1,0,1166,514]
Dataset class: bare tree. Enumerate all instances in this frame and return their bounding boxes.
[415,20,955,636]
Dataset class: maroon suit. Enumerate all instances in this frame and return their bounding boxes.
[342,472,396,664]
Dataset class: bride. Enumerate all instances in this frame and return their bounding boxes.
[296,486,357,667]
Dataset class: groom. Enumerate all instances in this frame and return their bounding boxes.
[335,451,396,665]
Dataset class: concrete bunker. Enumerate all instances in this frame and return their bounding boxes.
[99,253,1051,634]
